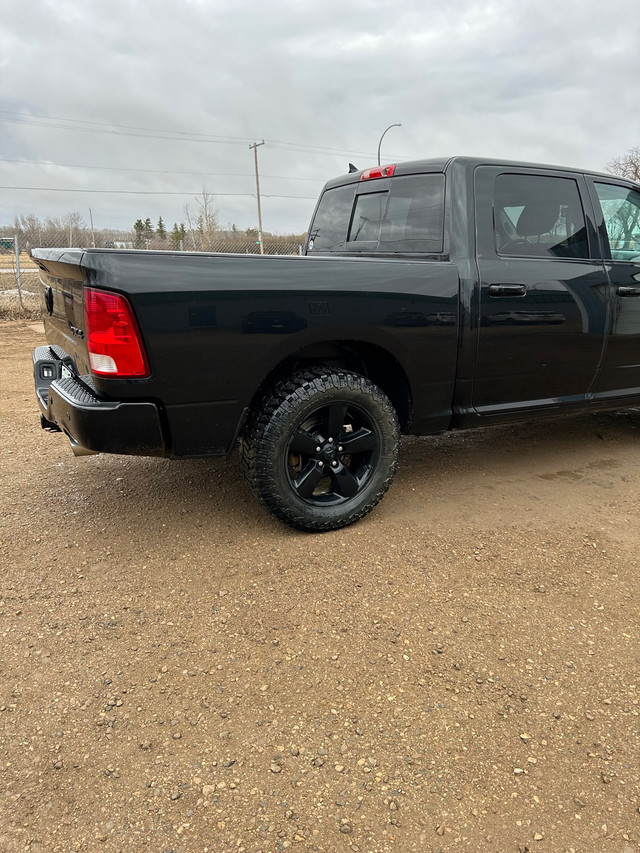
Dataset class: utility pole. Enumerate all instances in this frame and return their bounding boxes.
[249,140,265,255]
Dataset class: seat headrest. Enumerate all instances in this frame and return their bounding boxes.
[516,201,560,237]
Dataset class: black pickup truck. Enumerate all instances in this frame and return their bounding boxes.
[32,157,640,531]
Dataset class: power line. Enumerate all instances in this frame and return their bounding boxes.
[0,185,317,199]
[0,156,323,182]
[0,110,412,160]
[0,116,258,147]
[0,109,257,142]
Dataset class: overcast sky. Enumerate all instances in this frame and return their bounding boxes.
[1,0,638,236]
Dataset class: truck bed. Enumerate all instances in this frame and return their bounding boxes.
[32,248,460,457]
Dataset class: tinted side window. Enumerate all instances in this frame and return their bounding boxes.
[594,183,640,261]
[494,174,589,259]
[307,185,355,253]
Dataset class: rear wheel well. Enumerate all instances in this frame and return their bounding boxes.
[249,341,412,431]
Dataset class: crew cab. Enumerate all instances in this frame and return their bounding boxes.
[31,157,640,531]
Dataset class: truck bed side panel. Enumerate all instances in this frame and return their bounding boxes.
[81,251,459,455]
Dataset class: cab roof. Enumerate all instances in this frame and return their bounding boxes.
[323,155,632,191]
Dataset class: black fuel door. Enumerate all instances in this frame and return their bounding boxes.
[44,286,54,315]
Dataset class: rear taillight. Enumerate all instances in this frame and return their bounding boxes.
[361,164,396,181]
[84,287,150,377]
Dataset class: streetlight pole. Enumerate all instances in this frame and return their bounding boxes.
[249,140,265,255]
[377,123,402,166]
[88,208,96,248]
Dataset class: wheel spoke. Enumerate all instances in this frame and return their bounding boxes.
[331,461,360,498]
[293,461,325,499]
[339,427,376,454]
[289,428,319,456]
[326,403,348,437]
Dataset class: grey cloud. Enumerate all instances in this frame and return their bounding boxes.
[0,0,637,234]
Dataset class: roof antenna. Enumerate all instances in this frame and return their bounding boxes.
[348,163,358,173]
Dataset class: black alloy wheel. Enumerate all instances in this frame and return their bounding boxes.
[286,401,379,505]
[241,368,400,532]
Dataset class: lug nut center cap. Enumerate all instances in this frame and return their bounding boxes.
[322,444,337,461]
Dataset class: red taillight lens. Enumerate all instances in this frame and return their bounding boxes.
[361,164,396,181]
[84,287,150,377]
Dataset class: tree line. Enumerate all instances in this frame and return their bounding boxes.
[131,216,271,251]
[4,190,305,253]
[5,210,305,254]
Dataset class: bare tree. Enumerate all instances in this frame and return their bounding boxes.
[183,189,219,251]
[12,212,88,249]
[608,146,640,182]
[182,203,199,250]
[195,189,220,251]
[61,212,87,246]
[13,214,43,250]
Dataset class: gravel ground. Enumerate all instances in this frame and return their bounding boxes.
[1,319,639,853]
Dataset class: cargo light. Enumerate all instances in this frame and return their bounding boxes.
[361,164,396,181]
[84,287,150,378]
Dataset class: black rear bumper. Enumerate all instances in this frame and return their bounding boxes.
[33,346,165,457]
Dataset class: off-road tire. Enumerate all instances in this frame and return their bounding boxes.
[241,368,400,532]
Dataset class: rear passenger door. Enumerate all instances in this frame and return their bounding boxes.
[587,180,640,398]
[473,166,608,414]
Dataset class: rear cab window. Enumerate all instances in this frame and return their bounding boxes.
[305,185,356,253]
[307,172,445,256]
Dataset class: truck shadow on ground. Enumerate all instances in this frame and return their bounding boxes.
[38,407,640,541]
[397,407,640,477]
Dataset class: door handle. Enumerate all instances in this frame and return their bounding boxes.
[488,284,527,297]
[617,286,640,297]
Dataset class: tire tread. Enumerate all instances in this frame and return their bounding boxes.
[240,368,399,532]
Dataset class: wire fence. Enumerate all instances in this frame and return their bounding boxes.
[0,235,32,316]
[0,232,306,318]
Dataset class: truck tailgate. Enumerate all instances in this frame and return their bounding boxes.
[31,249,91,375]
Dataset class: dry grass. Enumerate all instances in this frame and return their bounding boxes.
[0,262,42,318]
[0,295,42,320]
[0,251,38,270]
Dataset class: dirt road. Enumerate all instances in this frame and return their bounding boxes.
[1,319,639,853]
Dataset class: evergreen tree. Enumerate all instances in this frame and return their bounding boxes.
[170,223,181,250]
[133,219,145,249]
[143,218,154,242]
[157,217,167,241]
